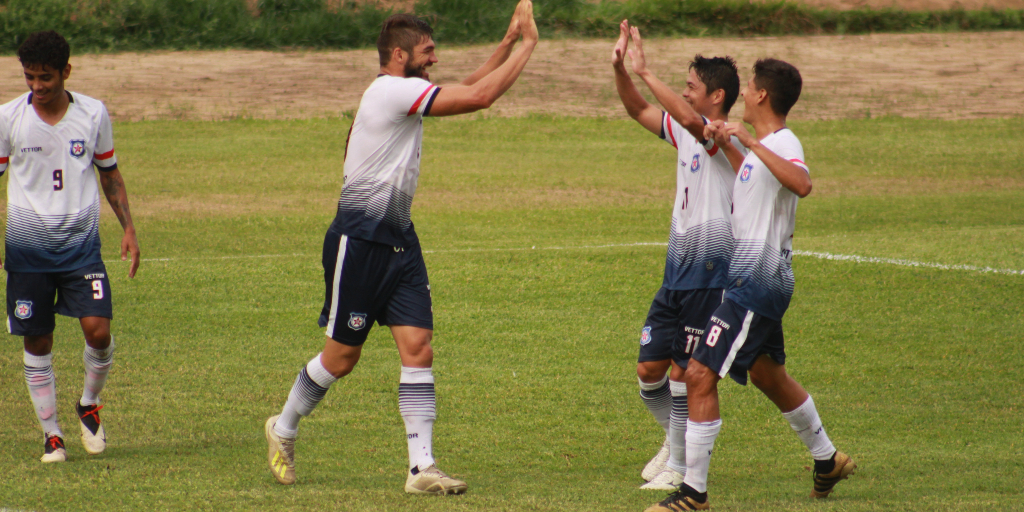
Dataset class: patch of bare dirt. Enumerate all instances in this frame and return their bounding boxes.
[1,32,1021,121]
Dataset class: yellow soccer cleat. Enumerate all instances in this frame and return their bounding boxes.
[811,451,856,498]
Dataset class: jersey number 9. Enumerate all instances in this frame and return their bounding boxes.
[53,170,63,191]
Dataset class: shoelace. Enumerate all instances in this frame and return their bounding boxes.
[80,404,104,424]
[47,436,63,450]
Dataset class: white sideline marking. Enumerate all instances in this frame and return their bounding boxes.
[133,243,1024,276]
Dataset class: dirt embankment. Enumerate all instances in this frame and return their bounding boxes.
[1,31,1019,121]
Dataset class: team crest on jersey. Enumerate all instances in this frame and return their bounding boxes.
[69,140,86,158]
[740,163,753,182]
[15,300,33,319]
[348,313,368,330]
[690,154,701,173]
[640,326,652,345]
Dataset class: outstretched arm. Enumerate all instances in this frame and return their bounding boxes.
[99,169,141,277]
[724,123,812,197]
[428,0,538,117]
[628,26,705,141]
[461,12,522,86]
[612,19,661,135]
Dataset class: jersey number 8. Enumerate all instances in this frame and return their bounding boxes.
[706,325,723,347]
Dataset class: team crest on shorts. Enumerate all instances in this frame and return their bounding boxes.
[690,154,701,173]
[640,326,652,345]
[740,163,753,182]
[348,313,368,330]
[69,140,86,158]
[14,300,33,319]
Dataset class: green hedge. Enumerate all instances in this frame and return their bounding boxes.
[0,0,1021,52]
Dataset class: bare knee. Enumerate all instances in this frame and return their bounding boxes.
[684,360,717,394]
[636,360,671,383]
[321,339,363,378]
[80,317,111,349]
[24,334,54,356]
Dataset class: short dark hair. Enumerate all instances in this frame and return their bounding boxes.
[689,55,740,114]
[18,31,70,72]
[752,58,802,116]
[377,14,433,66]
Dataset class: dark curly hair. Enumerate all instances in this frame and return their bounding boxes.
[752,58,802,116]
[18,31,70,72]
[689,55,740,114]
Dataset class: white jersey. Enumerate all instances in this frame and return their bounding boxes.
[658,112,743,290]
[725,127,808,320]
[0,91,117,272]
[332,74,440,247]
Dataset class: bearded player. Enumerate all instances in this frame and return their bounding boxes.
[264,2,539,495]
[1,31,140,463]
[647,59,856,512]
[613,21,744,491]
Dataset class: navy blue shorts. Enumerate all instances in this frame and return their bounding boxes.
[691,299,786,385]
[318,231,432,346]
[6,262,113,337]
[638,287,725,367]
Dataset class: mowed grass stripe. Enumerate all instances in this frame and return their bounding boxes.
[0,116,1021,511]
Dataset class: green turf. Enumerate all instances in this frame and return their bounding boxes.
[0,116,1021,511]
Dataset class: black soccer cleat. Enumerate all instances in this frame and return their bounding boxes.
[41,435,67,463]
[76,402,107,455]
[644,483,710,512]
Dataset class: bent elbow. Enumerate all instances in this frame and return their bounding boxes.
[798,182,812,198]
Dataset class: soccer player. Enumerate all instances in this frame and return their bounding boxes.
[1,31,140,463]
[612,21,744,490]
[646,59,855,512]
[264,2,539,495]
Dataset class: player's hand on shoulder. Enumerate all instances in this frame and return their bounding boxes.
[627,26,648,75]
[612,19,630,67]
[518,0,538,43]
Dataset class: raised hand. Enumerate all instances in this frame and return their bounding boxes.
[627,25,648,75]
[518,0,538,43]
[504,0,526,43]
[612,19,630,67]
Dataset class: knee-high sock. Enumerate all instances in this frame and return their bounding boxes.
[24,352,62,437]
[639,375,671,435]
[81,338,115,406]
[274,353,337,439]
[782,395,836,461]
[666,380,688,474]
[399,366,436,471]
[682,419,721,493]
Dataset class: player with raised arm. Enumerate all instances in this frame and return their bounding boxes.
[1,31,140,463]
[264,1,539,495]
[646,59,855,512]
[613,21,744,491]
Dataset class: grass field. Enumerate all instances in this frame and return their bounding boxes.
[0,115,1022,511]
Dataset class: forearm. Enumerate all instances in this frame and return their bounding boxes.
[749,143,812,197]
[99,170,136,231]
[462,38,517,86]
[472,40,537,106]
[637,70,703,138]
[614,63,650,119]
[722,142,745,173]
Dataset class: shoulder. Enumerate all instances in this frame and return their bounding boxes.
[0,93,30,119]
[68,92,109,116]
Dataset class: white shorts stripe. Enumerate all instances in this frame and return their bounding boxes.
[324,234,349,337]
[719,310,755,379]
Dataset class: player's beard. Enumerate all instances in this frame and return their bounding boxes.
[405,61,430,80]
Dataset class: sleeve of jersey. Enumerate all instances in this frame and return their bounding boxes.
[777,136,809,174]
[93,106,117,172]
[659,112,680,149]
[0,114,9,176]
[391,78,440,119]
[698,115,720,156]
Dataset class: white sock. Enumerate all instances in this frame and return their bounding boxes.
[639,374,671,435]
[682,419,721,493]
[781,395,836,461]
[275,353,337,439]
[24,351,62,437]
[81,338,115,406]
[399,366,436,471]
[666,380,688,475]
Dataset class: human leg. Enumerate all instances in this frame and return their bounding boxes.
[748,354,855,497]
